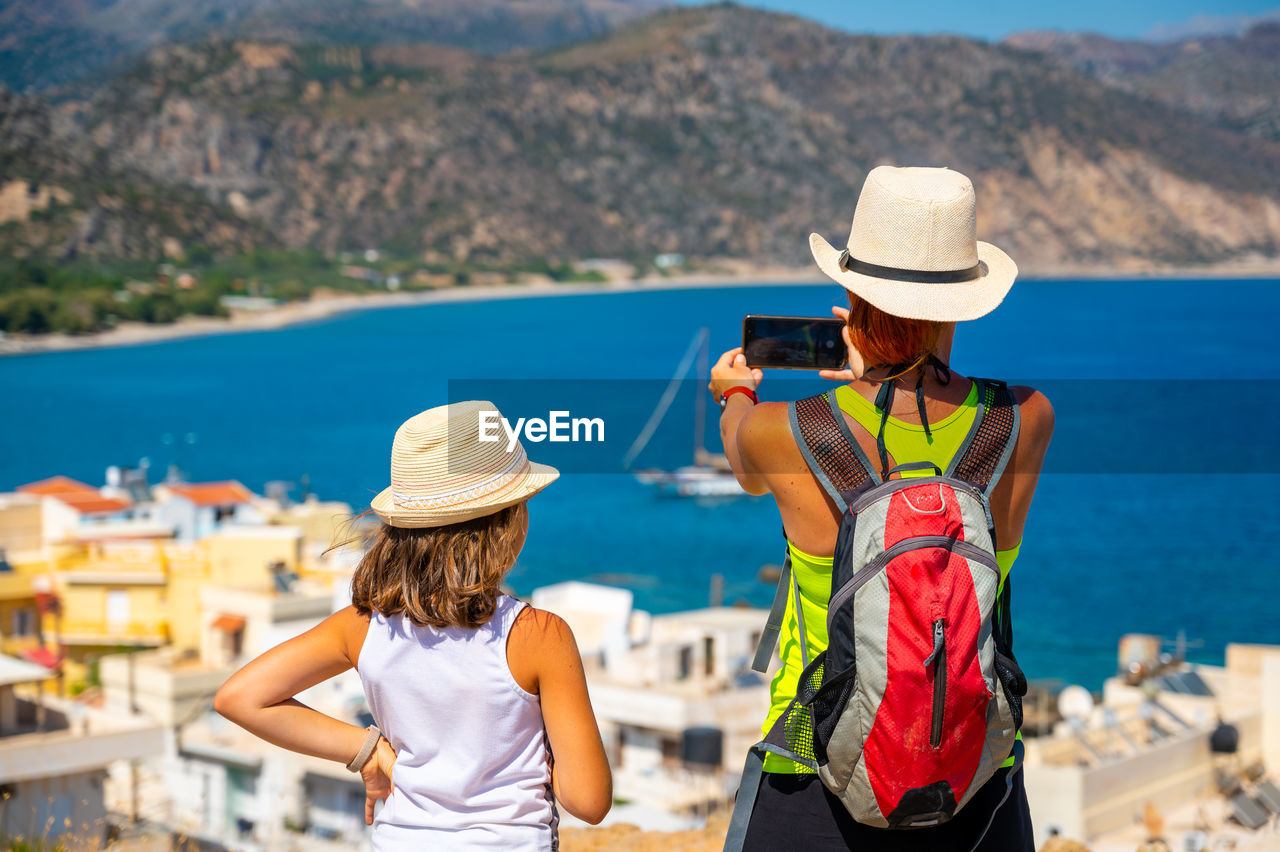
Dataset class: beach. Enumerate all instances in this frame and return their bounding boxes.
[0,267,822,357]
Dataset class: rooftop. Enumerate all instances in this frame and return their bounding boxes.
[0,690,165,784]
[0,652,55,687]
[68,519,176,540]
[650,606,769,631]
[211,523,303,539]
[165,480,254,507]
[18,475,132,515]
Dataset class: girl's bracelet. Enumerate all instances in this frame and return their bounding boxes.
[347,724,382,772]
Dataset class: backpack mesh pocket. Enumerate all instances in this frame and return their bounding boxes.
[802,658,857,765]
[993,650,1027,730]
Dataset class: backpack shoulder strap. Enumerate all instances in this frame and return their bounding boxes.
[750,546,792,673]
[947,378,1020,497]
[747,392,878,674]
[789,390,880,512]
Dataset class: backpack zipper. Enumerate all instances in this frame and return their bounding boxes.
[924,619,947,748]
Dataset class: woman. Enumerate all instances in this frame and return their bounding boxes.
[215,401,612,850]
[710,166,1053,850]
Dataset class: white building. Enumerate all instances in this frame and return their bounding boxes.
[0,654,164,847]
[15,476,135,544]
[532,581,772,824]
[99,579,370,849]
[1024,642,1280,850]
[151,481,265,541]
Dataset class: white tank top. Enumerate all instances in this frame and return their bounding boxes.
[358,595,556,850]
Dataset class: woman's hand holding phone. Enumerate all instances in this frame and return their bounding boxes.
[709,347,764,402]
[818,305,866,384]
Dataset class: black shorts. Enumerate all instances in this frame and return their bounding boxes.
[742,767,1035,851]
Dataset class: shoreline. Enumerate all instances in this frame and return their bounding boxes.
[2,261,1278,358]
[0,269,823,357]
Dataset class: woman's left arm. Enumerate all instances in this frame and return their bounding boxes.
[213,605,372,764]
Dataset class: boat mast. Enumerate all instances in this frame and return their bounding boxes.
[622,327,710,470]
[693,328,709,464]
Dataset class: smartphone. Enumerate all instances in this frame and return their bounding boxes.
[742,315,847,370]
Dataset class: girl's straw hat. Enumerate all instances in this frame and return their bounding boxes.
[371,401,559,528]
[809,166,1018,322]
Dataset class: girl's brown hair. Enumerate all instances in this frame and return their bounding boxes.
[349,502,528,629]
[845,292,947,378]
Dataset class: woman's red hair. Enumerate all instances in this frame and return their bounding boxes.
[845,293,946,378]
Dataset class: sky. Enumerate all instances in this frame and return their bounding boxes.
[678,1,1280,42]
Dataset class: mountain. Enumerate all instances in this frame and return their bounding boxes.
[0,88,273,259]
[5,5,1280,272]
[0,0,666,92]
[1006,22,1280,142]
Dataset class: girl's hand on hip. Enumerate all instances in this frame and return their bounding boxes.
[362,737,396,825]
[818,305,866,383]
[709,347,763,401]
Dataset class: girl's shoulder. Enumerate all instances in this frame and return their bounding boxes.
[314,604,373,670]
[508,603,575,649]
[506,604,582,696]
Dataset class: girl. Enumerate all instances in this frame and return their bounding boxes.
[215,400,612,849]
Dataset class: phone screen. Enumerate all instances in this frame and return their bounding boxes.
[742,315,847,370]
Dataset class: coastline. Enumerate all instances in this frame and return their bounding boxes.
[0,268,822,358]
[2,258,1278,358]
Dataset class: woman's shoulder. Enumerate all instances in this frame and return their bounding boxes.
[1008,384,1054,444]
[999,384,1054,487]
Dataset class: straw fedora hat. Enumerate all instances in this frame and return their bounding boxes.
[370,401,559,528]
[809,166,1018,322]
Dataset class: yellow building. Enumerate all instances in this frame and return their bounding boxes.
[0,493,48,663]
[0,491,43,555]
[0,476,352,690]
[42,527,306,678]
[0,565,39,659]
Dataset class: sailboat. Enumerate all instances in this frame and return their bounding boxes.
[623,328,745,498]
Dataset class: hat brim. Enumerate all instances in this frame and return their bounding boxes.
[370,461,560,529]
[809,233,1018,322]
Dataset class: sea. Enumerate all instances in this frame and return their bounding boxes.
[3,277,1279,690]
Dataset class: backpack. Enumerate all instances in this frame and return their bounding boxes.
[724,376,1029,850]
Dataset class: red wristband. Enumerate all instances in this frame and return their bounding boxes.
[720,386,759,406]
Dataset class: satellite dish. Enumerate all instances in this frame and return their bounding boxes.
[1058,685,1095,721]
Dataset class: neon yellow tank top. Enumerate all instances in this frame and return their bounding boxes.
[762,381,1022,773]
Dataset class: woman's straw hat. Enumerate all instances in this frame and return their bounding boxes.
[809,166,1018,322]
[371,401,559,528]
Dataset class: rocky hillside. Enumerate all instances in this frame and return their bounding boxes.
[0,0,665,92]
[6,5,1280,272]
[1007,22,1280,142]
[0,88,273,259]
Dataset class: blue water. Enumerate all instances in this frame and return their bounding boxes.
[3,278,1279,689]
